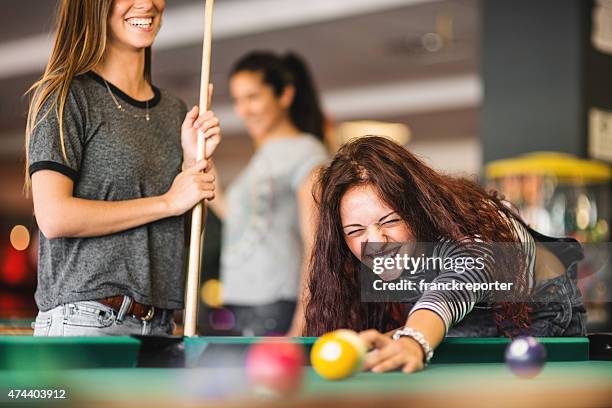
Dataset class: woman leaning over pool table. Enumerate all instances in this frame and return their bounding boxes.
[301,136,586,373]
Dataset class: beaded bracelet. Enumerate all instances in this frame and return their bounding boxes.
[392,327,434,366]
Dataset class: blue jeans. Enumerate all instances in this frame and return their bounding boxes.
[447,231,587,338]
[32,301,175,337]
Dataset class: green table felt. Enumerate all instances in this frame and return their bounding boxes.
[0,336,606,407]
[184,336,589,365]
[0,362,610,405]
[0,336,590,370]
[0,336,140,369]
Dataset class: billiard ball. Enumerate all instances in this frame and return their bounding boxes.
[245,340,305,396]
[311,329,367,380]
[504,336,547,378]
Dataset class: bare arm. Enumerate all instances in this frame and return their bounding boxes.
[206,162,227,220]
[287,168,319,336]
[361,239,496,373]
[32,160,214,239]
[360,310,445,374]
[402,309,446,350]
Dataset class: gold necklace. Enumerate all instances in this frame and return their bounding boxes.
[103,79,150,121]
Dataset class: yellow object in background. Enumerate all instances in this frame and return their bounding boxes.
[9,225,30,251]
[201,279,223,308]
[485,152,610,242]
[485,152,611,182]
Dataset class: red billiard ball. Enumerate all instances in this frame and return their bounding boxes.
[504,336,547,378]
[245,340,305,396]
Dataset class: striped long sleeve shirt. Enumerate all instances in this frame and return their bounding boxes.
[410,217,536,333]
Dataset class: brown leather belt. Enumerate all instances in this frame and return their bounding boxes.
[97,296,155,321]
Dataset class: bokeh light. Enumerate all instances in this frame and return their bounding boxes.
[10,225,30,251]
[201,279,223,307]
[576,194,591,230]
[2,246,28,285]
[421,32,443,52]
[209,308,236,331]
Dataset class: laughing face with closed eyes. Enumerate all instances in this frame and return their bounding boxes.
[340,184,416,280]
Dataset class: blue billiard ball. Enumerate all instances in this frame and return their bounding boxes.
[504,336,547,378]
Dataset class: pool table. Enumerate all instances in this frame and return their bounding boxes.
[1,335,611,407]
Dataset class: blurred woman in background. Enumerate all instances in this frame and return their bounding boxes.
[212,51,328,335]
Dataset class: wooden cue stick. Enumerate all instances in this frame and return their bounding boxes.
[184,0,214,337]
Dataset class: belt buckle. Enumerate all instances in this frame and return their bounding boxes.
[141,306,155,321]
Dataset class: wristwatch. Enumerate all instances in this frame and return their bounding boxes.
[392,327,434,366]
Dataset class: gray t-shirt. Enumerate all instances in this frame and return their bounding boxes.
[221,135,328,305]
[28,72,187,311]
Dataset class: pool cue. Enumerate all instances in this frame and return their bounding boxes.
[184,0,214,337]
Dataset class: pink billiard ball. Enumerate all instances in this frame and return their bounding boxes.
[245,340,305,396]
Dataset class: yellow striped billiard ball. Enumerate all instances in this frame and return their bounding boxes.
[311,329,367,380]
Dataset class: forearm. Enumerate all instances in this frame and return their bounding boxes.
[287,261,309,336]
[208,190,226,221]
[403,309,446,351]
[290,169,319,336]
[364,309,446,373]
[39,195,172,239]
[288,301,305,337]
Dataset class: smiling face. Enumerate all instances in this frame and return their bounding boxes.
[107,0,165,51]
[229,70,293,140]
[340,184,415,279]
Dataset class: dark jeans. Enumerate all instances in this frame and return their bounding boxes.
[448,228,587,337]
[225,301,296,336]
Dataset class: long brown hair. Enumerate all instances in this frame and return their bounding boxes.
[24,0,152,192]
[305,136,530,336]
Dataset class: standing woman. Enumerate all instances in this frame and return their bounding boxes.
[215,51,328,336]
[25,0,221,336]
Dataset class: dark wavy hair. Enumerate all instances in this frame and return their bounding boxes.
[230,51,325,141]
[304,136,530,337]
